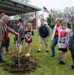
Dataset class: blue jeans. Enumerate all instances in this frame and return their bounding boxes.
[51,37,58,56]
[0,45,3,61]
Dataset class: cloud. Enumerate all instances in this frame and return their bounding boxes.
[30,0,74,10]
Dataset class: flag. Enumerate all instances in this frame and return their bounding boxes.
[43,6,49,13]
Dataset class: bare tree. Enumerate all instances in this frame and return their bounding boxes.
[63,7,74,22]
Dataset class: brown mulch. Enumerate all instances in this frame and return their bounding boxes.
[4,56,41,74]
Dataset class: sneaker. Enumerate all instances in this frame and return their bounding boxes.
[50,55,55,57]
[0,60,7,63]
[25,53,30,57]
[59,61,66,65]
[70,65,74,69]
[8,53,12,55]
[46,50,49,52]
[59,61,63,64]
[37,50,41,53]
[3,52,6,55]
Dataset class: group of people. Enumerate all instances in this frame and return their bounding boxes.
[0,14,19,63]
[0,13,74,69]
[0,13,34,62]
[14,20,34,57]
[38,19,74,69]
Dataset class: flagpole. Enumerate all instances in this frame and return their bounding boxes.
[43,6,44,19]
[43,6,49,19]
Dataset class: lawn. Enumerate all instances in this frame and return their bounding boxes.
[0,31,74,75]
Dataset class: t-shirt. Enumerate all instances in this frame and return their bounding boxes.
[14,25,24,40]
[5,31,9,38]
[25,30,34,39]
[58,28,70,48]
[55,24,60,37]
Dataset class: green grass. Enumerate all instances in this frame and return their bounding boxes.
[0,31,74,75]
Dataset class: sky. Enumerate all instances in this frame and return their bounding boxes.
[29,0,74,19]
[30,0,74,10]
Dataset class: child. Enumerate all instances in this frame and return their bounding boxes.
[25,23,34,56]
[2,30,11,55]
[69,22,74,69]
[14,20,24,55]
[58,21,70,65]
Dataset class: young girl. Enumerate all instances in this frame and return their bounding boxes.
[58,21,70,65]
[25,23,34,56]
[69,22,74,69]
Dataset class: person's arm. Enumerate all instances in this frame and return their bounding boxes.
[0,23,3,46]
[66,30,71,47]
[51,25,56,41]
[24,31,29,41]
[5,25,19,36]
[46,25,50,36]
[19,26,25,39]
[28,31,34,40]
[25,34,28,40]
[28,36,33,41]
[38,26,40,36]
[58,30,60,45]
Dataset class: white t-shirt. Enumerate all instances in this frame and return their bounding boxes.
[58,28,70,48]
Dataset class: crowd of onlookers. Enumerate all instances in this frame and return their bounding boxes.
[0,13,74,70]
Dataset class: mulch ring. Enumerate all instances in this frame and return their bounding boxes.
[3,56,41,74]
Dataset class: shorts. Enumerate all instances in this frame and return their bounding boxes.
[14,37,24,45]
[2,38,10,47]
[59,48,67,52]
[16,40,23,45]
[6,38,10,46]
[39,36,49,44]
[25,38,32,43]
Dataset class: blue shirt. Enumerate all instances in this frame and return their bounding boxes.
[2,24,6,35]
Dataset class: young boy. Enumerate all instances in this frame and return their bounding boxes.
[14,20,24,55]
[58,21,70,65]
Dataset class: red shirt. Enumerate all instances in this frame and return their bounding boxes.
[55,24,60,37]
[5,31,9,38]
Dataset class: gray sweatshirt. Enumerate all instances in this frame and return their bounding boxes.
[14,25,24,40]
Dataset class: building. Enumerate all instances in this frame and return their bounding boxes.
[0,0,42,29]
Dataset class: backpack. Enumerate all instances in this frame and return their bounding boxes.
[69,33,74,50]
[39,24,48,38]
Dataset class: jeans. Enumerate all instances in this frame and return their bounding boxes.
[0,45,3,61]
[51,37,58,56]
[70,50,74,64]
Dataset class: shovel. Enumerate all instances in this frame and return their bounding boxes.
[17,34,21,68]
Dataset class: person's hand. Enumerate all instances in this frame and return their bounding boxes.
[65,44,68,48]
[16,33,19,36]
[28,39,30,41]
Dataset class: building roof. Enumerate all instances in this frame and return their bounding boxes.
[0,0,42,16]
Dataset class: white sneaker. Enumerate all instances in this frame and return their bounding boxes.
[25,53,30,57]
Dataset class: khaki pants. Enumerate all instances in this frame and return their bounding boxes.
[39,36,49,44]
